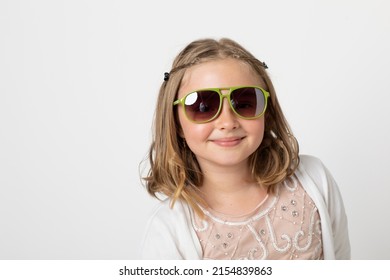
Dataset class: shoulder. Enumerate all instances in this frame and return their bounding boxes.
[141,198,201,259]
[147,198,190,224]
[296,154,345,220]
[142,198,193,242]
[297,155,332,187]
[299,154,326,173]
[296,154,337,202]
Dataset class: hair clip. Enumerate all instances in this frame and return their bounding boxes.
[262,62,268,69]
[164,72,170,81]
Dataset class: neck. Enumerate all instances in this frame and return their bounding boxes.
[198,162,267,216]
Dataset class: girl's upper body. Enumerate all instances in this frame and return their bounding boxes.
[141,38,350,260]
[141,155,350,259]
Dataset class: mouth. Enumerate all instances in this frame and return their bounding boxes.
[210,137,245,147]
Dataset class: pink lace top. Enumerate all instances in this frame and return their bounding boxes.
[193,176,323,260]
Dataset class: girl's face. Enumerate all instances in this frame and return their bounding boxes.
[177,58,266,172]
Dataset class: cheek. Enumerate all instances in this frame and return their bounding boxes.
[178,113,212,143]
[258,119,266,135]
[181,122,211,141]
[250,119,266,145]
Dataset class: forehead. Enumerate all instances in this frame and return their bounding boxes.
[178,58,265,96]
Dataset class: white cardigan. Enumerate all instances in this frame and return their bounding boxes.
[140,155,351,259]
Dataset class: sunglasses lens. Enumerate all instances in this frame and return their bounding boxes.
[231,87,266,118]
[184,91,220,122]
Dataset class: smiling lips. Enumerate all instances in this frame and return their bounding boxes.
[210,137,245,147]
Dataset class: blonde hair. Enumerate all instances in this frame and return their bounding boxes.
[143,38,299,215]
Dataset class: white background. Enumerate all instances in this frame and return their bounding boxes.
[0,0,389,260]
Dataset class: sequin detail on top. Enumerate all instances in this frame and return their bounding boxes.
[192,176,323,260]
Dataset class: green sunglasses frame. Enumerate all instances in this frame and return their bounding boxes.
[173,85,270,124]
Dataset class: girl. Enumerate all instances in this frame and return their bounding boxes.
[141,38,350,260]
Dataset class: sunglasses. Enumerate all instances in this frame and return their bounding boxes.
[173,86,270,123]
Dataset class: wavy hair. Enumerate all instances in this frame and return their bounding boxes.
[143,38,299,215]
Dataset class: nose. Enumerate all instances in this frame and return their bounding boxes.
[214,98,238,130]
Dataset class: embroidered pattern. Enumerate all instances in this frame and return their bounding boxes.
[192,176,323,260]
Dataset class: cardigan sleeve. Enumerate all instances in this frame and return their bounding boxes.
[299,155,351,259]
[140,201,185,259]
[140,199,202,260]
[321,161,351,259]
